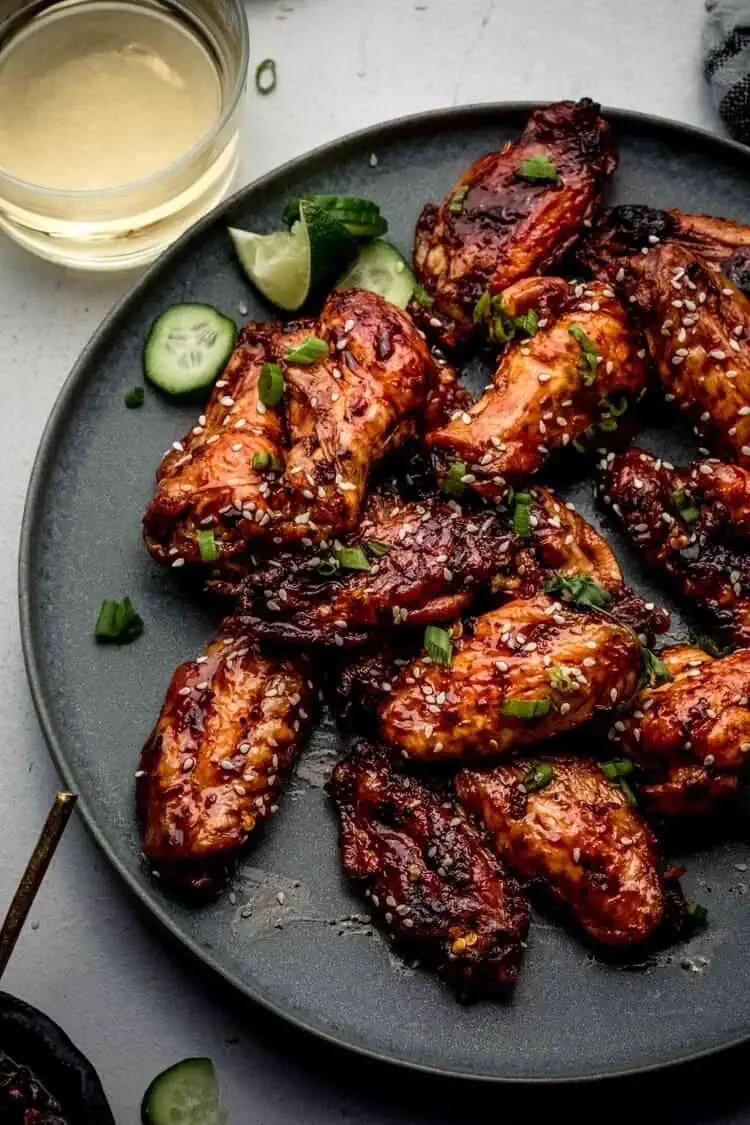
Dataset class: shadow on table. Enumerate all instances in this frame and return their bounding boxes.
[137,898,749,1125]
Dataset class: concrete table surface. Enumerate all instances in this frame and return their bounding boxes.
[1,0,747,1121]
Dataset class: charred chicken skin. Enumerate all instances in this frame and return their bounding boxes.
[580,236,750,467]
[578,203,750,298]
[426,278,647,499]
[137,625,316,893]
[378,595,643,760]
[456,757,675,948]
[412,98,617,349]
[233,493,522,648]
[612,644,750,817]
[328,741,529,997]
[600,447,750,646]
[144,289,446,568]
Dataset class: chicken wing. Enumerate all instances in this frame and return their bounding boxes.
[412,98,617,349]
[137,624,316,894]
[599,447,750,645]
[456,756,678,948]
[144,290,446,569]
[578,203,750,297]
[328,741,529,997]
[612,644,750,817]
[143,322,293,570]
[282,289,440,536]
[582,237,750,466]
[426,278,646,498]
[379,595,642,760]
[233,493,522,648]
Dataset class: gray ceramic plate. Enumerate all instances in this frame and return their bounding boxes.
[19,104,750,1083]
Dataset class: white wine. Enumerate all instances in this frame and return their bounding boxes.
[0,1,223,190]
[0,0,247,269]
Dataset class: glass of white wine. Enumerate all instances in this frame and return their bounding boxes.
[0,0,249,269]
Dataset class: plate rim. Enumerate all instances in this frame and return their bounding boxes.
[18,100,750,1085]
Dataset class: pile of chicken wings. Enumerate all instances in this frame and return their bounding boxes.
[136,99,750,1000]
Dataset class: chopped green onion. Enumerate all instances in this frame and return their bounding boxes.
[255,58,277,96]
[522,762,555,792]
[572,438,586,454]
[513,491,532,537]
[473,290,491,324]
[259,362,285,405]
[316,558,339,577]
[671,487,700,524]
[619,778,638,806]
[680,505,700,523]
[641,647,672,688]
[439,461,466,497]
[599,758,634,780]
[502,698,552,719]
[694,633,731,658]
[449,185,470,214]
[686,902,708,925]
[514,309,539,337]
[412,285,434,309]
[568,324,600,385]
[336,547,371,572]
[284,336,329,364]
[543,571,613,610]
[519,154,558,181]
[252,451,271,471]
[547,664,578,694]
[94,597,143,644]
[598,416,618,433]
[366,539,391,557]
[490,305,517,344]
[197,529,219,562]
[124,386,144,409]
[424,625,452,665]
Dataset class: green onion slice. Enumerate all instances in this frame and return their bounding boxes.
[94,597,143,644]
[424,625,452,665]
[197,529,219,562]
[522,762,555,792]
[569,324,600,385]
[259,362,285,405]
[439,461,466,497]
[284,336,329,364]
[547,664,578,693]
[515,309,539,337]
[124,386,144,409]
[543,571,613,610]
[502,698,552,719]
[449,185,470,214]
[599,758,634,780]
[255,58,277,96]
[641,647,672,688]
[473,290,491,324]
[513,492,532,537]
[519,154,558,181]
[412,285,434,308]
[316,558,339,577]
[252,451,271,471]
[687,902,708,925]
[336,547,371,572]
[366,539,391,557]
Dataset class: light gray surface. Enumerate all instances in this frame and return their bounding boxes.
[0,0,740,1121]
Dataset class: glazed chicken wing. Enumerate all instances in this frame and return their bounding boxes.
[282,289,439,536]
[233,493,522,648]
[456,757,678,948]
[612,644,750,817]
[378,595,643,760]
[143,323,292,570]
[582,237,750,466]
[600,447,750,646]
[578,203,750,298]
[137,624,316,894]
[426,278,646,499]
[328,741,529,997]
[412,98,617,349]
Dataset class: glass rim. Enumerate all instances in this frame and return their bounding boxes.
[0,0,249,202]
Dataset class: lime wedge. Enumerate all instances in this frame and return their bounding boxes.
[229,203,357,312]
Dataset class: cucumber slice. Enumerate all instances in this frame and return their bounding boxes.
[282,194,387,238]
[141,1058,228,1125]
[143,304,236,399]
[336,240,417,309]
[229,202,357,312]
